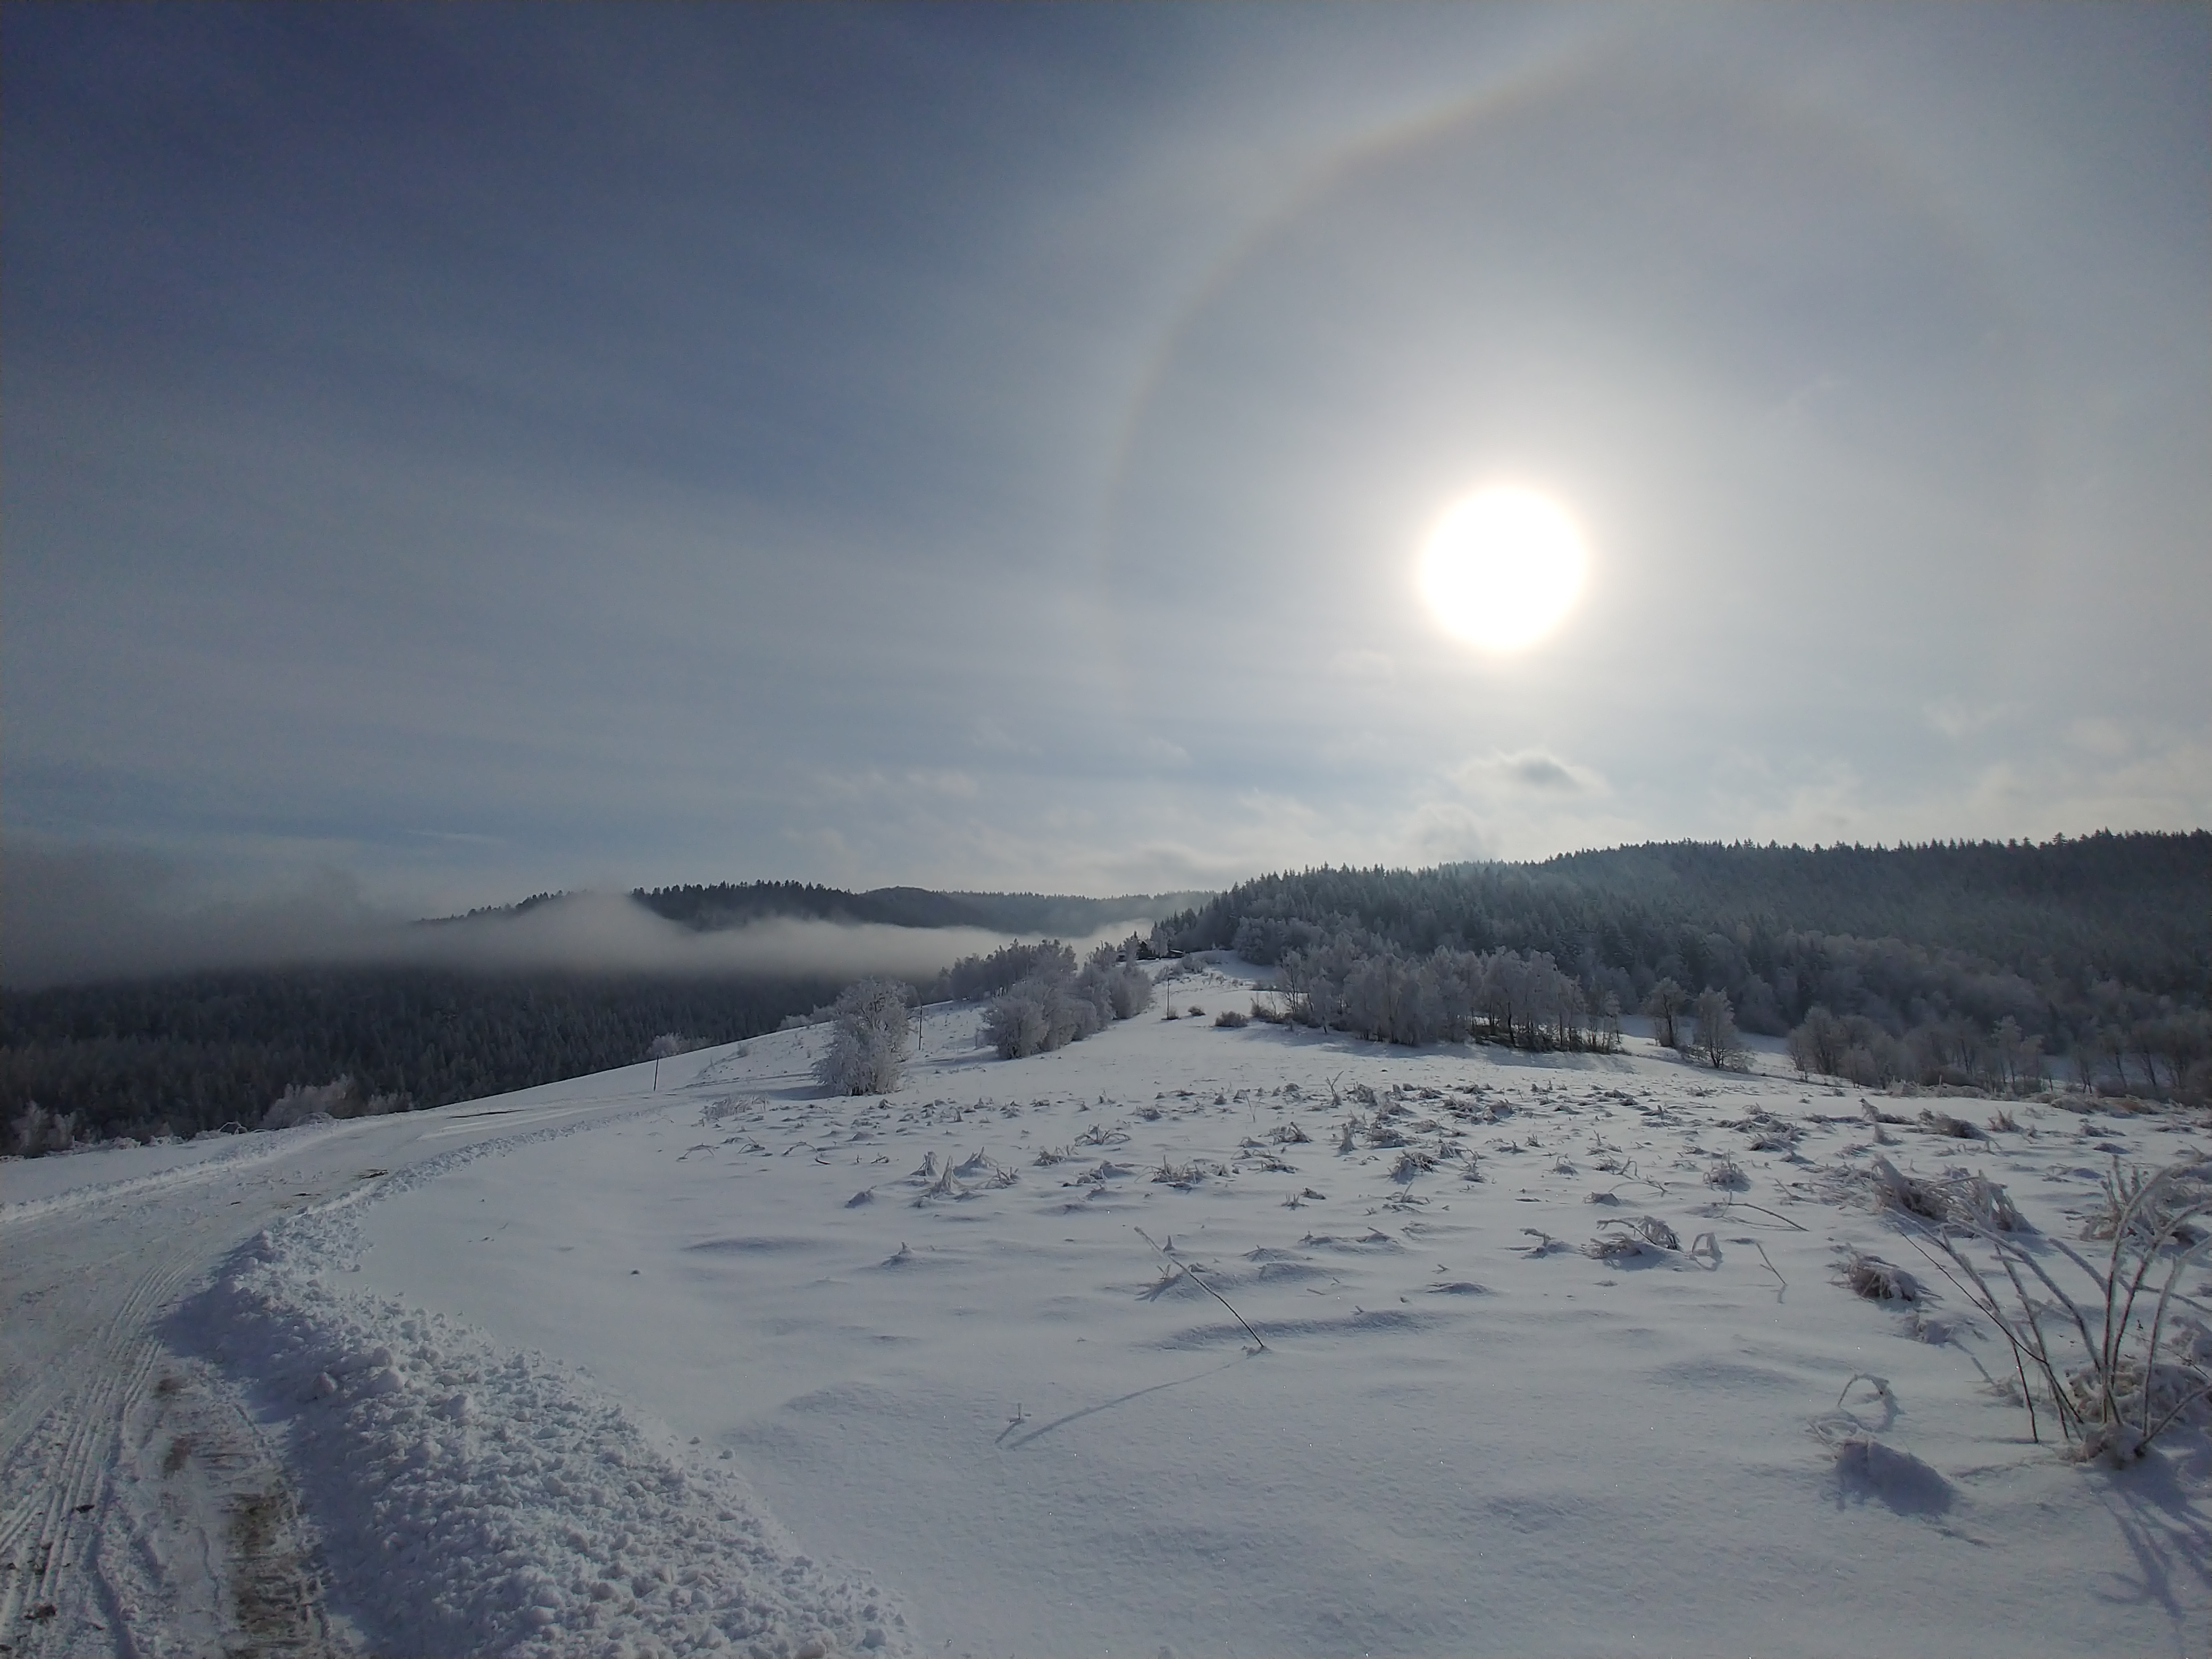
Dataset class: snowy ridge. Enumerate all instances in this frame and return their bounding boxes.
[198,1111,910,1659]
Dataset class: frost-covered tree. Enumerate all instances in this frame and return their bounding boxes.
[1786,1006,1849,1077]
[1643,978,1688,1049]
[981,939,1152,1059]
[983,974,1103,1058]
[1079,940,1154,1020]
[9,1101,78,1156]
[814,978,912,1096]
[1691,990,1747,1069]
[1270,934,1616,1053]
[940,941,1077,1002]
[1991,1016,2043,1094]
[262,1076,402,1128]
[264,1076,358,1128]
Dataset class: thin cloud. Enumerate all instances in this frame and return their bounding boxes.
[1451,751,1607,797]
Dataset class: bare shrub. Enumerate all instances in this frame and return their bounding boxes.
[1858,1154,2022,1231]
[1586,1216,1680,1259]
[1892,1157,2212,1461]
[1153,1156,1217,1186]
[2082,1158,2211,1246]
[700,1095,760,1126]
[1390,1148,1438,1182]
[1837,1250,1926,1303]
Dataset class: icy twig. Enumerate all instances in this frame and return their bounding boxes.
[1134,1227,1267,1352]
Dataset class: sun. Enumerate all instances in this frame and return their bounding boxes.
[1417,487,1589,651]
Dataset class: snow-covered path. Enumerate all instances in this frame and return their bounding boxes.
[0,1077,714,1656]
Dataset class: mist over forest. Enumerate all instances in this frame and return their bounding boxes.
[4,833,2205,1154]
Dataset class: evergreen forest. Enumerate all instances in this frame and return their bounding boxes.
[1149,832,2209,1096]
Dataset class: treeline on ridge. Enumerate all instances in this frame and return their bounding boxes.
[621,881,1199,938]
[1149,833,2210,1099]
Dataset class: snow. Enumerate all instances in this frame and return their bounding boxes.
[5,957,2208,1656]
[202,1124,904,1658]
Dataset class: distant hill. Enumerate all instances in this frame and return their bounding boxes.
[434,881,1209,939]
[3,882,1210,1150]
[632,881,1206,936]
[1151,833,2210,1088]
[1532,835,2209,990]
[1155,833,2208,999]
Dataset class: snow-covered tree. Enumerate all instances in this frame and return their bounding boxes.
[981,939,1152,1060]
[262,1076,403,1128]
[1643,978,1689,1050]
[1079,940,1154,1020]
[9,1101,79,1156]
[1691,990,1748,1070]
[814,978,912,1096]
[1786,1005,1849,1077]
[939,941,1077,1002]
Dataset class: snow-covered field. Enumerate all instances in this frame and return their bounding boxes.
[5,956,2209,1656]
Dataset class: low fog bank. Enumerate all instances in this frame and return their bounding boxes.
[1,844,1157,990]
[414,895,1154,984]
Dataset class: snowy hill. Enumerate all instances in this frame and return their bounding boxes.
[3,954,2207,1655]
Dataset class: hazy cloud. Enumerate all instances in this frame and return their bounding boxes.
[1924,698,2012,741]
[1327,649,1397,683]
[2063,718,2133,758]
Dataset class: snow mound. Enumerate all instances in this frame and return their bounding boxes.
[196,1126,909,1658]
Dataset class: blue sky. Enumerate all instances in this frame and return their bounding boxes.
[5,2,2207,937]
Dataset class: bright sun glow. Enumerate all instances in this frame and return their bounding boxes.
[1418,487,1589,651]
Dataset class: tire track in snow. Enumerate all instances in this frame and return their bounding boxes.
[0,1238,199,1652]
[0,1216,305,1656]
[1,1122,429,1656]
